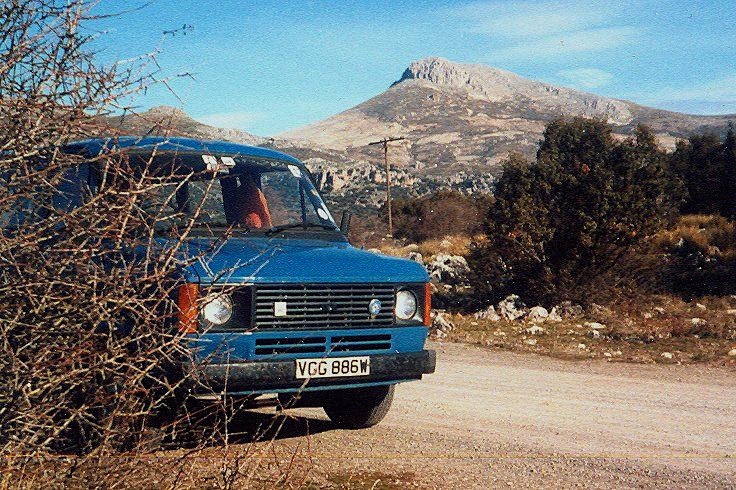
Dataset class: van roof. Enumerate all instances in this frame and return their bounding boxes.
[63,136,304,166]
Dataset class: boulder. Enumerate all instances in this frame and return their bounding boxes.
[547,309,563,322]
[728,348,736,357]
[526,306,549,323]
[584,321,606,330]
[431,312,455,337]
[524,325,546,335]
[497,294,528,321]
[426,254,470,285]
[408,251,424,264]
[473,305,501,321]
[550,301,583,320]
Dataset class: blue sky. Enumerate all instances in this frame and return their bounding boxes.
[92,0,736,136]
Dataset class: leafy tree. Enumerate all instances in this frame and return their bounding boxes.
[722,123,736,216]
[670,126,736,216]
[468,118,682,305]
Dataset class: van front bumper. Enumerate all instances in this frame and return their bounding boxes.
[192,349,436,395]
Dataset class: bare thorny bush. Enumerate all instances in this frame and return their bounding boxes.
[0,2,311,487]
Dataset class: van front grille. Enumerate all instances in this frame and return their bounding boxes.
[254,333,392,356]
[254,284,395,330]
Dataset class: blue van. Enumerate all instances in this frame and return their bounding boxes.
[59,137,436,429]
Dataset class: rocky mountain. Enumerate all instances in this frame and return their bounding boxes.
[282,57,732,173]
[109,58,735,209]
[108,106,265,146]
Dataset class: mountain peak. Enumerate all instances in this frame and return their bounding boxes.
[143,105,191,118]
[395,57,539,102]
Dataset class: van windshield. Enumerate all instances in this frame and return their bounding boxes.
[143,159,337,234]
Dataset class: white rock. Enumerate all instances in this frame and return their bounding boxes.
[691,318,707,326]
[577,343,587,350]
[612,350,623,356]
[584,321,606,330]
[526,306,549,323]
[726,309,736,315]
[407,251,424,264]
[551,301,584,319]
[728,348,736,357]
[661,352,674,360]
[498,294,528,321]
[547,309,563,322]
[695,303,707,310]
[431,312,455,336]
[523,339,538,345]
[426,253,470,285]
[588,329,601,339]
[473,305,501,321]
[524,325,546,335]
[643,312,654,319]
[603,352,612,358]
[653,307,666,315]
[493,330,507,337]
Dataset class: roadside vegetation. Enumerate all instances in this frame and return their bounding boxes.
[0,2,314,487]
[367,119,736,365]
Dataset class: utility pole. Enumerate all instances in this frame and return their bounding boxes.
[368,136,405,237]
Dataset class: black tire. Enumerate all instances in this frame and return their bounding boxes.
[322,384,394,429]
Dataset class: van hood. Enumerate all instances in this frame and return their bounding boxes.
[174,236,429,284]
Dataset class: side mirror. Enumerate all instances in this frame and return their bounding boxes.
[340,211,352,235]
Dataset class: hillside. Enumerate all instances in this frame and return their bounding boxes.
[108,58,735,209]
[109,106,266,147]
[282,57,732,175]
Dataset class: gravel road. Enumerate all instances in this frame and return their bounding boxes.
[265,341,736,488]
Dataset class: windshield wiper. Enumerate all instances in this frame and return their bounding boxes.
[265,222,338,236]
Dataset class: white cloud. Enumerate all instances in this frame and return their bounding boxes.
[557,67,614,89]
[450,1,611,38]
[196,111,262,130]
[647,74,736,104]
[445,1,639,61]
[489,26,639,61]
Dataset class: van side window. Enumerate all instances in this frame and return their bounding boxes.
[1,164,90,229]
[53,164,90,213]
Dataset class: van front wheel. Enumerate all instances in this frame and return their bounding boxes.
[322,384,394,429]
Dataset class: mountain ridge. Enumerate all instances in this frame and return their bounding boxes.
[109,57,734,208]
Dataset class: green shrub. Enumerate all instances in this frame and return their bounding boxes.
[468,119,682,306]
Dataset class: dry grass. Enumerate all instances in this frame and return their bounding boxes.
[651,214,736,256]
[376,234,478,260]
[444,294,736,365]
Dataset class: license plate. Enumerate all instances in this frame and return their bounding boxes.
[295,356,370,379]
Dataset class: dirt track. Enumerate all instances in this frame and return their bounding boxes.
[262,341,736,488]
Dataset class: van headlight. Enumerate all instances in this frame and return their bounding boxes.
[201,294,233,325]
[395,290,418,320]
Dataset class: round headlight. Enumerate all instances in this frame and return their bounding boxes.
[395,290,418,320]
[201,294,233,325]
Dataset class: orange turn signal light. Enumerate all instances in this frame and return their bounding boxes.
[178,283,199,333]
[423,282,432,327]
